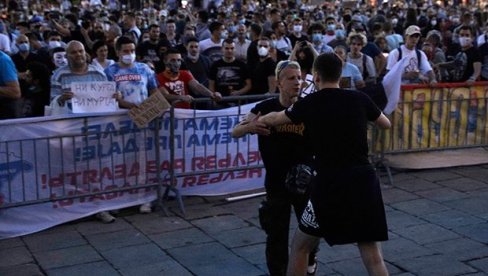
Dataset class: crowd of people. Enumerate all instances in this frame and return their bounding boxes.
[0,0,485,275]
[0,0,486,119]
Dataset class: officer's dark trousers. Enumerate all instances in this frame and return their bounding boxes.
[264,190,316,276]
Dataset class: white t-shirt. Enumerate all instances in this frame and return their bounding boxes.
[386,45,432,74]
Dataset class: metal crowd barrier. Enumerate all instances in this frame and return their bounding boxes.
[2,83,487,219]
[0,114,175,212]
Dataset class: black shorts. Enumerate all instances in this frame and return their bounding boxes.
[298,164,388,246]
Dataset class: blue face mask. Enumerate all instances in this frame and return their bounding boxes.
[239,19,246,25]
[335,29,346,39]
[228,25,237,33]
[18,42,30,52]
[312,34,322,42]
[327,24,336,32]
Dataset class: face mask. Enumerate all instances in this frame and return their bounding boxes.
[221,30,228,39]
[239,19,246,25]
[49,41,62,49]
[431,20,437,26]
[312,33,322,42]
[271,40,278,48]
[327,24,336,32]
[459,37,471,47]
[391,18,398,25]
[18,42,30,52]
[54,56,67,68]
[228,25,237,33]
[12,29,20,36]
[258,46,268,57]
[166,60,181,73]
[293,25,302,33]
[335,29,346,39]
[121,53,136,65]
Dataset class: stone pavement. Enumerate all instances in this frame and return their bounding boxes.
[1,164,488,276]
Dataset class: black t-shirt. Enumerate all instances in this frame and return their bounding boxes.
[251,98,312,191]
[249,57,276,94]
[184,55,211,89]
[454,46,482,82]
[285,88,381,169]
[136,41,160,64]
[209,58,249,96]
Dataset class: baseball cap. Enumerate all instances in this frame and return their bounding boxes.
[159,9,168,17]
[29,15,43,24]
[405,25,421,36]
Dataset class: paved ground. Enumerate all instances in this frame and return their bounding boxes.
[1,164,488,276]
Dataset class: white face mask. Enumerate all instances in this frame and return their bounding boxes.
[121,53,136,65]
[459,37,472,47]
[391,18,398,25]
[49,40,62,49]
[258,46,269,57]
[53,52,67,68]
[293,25,302,33]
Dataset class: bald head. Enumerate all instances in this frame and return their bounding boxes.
[66,41,87,69]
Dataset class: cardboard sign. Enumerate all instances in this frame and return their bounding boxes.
[71,82,118,113]
[128,92,171,128]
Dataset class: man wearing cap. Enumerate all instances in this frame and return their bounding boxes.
[386,25,437,84]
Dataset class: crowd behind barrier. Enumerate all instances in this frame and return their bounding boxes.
[1,86,486,238]
[2,0,488,119]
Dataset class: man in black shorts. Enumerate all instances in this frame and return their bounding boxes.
[258,53,391,276]
[232,60,318,275]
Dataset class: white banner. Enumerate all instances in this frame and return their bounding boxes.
[0,104,263,239]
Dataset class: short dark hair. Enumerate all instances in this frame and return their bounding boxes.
[116,36,135,51]
[223,38,234,45]
[313,53,343,83]
[92,39,107,53]
[459,25,473,36]
[250,23,262,36]
[165,48,181,56]
[185,36,199,46]
[209,21,224,33]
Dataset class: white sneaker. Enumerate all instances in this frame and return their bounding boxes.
[96,211,115,223]
[139,203,152,214]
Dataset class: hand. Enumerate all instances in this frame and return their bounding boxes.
[113,91,123,101]
[179,95,194,103]
[466,78,475,86]
[58,91,74,106]
[404,71,419,80]
[212,92,222,101]
[248,112,271,136]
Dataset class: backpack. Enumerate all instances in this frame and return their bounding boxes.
[362,54,369,79]
[397,46,422,68]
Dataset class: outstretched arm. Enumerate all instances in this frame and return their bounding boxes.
[258,110,292,126]
[232,112,271,138]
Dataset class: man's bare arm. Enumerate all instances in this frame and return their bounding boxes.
[232,112,271,138]
[258,110,292,126]
[375,113,391,129]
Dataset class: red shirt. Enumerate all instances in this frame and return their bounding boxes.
[157,70,194,109]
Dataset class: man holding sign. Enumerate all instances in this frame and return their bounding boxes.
[104,36,161,214]
[50,41,109,112]
[104,36,160,110]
